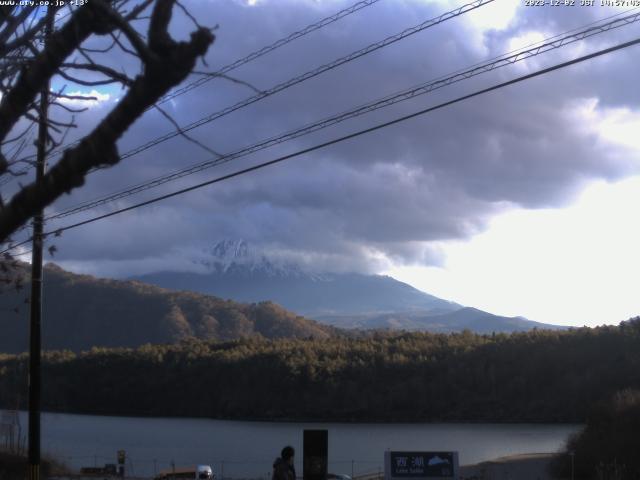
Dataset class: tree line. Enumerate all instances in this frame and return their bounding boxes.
[1,319,639,423]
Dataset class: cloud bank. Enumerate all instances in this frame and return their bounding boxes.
[8,0,639,277]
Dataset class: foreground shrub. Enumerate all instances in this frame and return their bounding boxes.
[551,389,640,479]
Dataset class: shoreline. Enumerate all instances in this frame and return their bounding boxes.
[3,408,585,426]
[460,453,559,480]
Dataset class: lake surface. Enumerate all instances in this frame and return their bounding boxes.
[5,410,580,478]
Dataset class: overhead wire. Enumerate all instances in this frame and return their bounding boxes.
[2,33,639,255]
[44,9,640,222]
[155,0,385,106]
[6,0,497,179]
[0,0,384,185]
[112,0,497,161]
[2,0,499,247]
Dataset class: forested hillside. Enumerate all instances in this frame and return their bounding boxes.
[1,320,639,422]
[0,263,333,353]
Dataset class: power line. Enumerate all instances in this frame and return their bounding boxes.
[0,0,383,186]
[44,10,640,222]
[0,236,32,254]
[155,0,384,106]
[412,6,640,87]
[116,0,495,160]
[2,33,634,253]
[19,0,495,173]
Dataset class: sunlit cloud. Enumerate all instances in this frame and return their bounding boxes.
[386,176,640,327]
[465,0,519,31]
[596,105,640,151]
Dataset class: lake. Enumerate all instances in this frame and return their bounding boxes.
[5,411,580,478]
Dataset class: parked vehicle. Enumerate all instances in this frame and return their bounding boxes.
[155,464,214,480]
[328,474,352,480]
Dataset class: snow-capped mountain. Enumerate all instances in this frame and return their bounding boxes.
[133,240,563,332]
[194,239,296,277]
[135,239,458,316]
[192,239,327,281]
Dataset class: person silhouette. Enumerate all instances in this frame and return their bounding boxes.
[272,446,296,480]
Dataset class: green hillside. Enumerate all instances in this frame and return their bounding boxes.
[0,262,333,353]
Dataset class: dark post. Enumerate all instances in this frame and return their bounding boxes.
[28,8,53,480]
[303,430,328,480]
[117,450,126,477]
[570,451,575,480]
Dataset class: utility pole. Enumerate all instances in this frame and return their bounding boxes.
[28,8,53,480]
[570,451,575,480]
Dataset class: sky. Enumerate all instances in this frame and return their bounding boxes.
[4,0,640,327]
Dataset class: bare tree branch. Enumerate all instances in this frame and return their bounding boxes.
[175,0,202,30]
[81,35,119,53]
[154,103,223,158]
[61,62,134,86]
[124,0,155,21]
[0,8,59,57]
[191,70,264,94]
[108,30,140,58]
[0,0,215,242]
[93,0,156,63]
[51,101,89,114]
[0,6,36,46]
[0,2,110,142]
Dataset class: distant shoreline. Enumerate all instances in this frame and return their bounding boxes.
[460,453,558,480]
[3,408,584,426]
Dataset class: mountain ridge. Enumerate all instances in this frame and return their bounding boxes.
[317,307,561,333]
[0,261,334,354]
[132,240,563,332]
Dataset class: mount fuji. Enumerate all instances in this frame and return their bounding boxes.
[132,240,562,333]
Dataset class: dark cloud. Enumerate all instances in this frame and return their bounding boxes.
[13,0,640,276]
